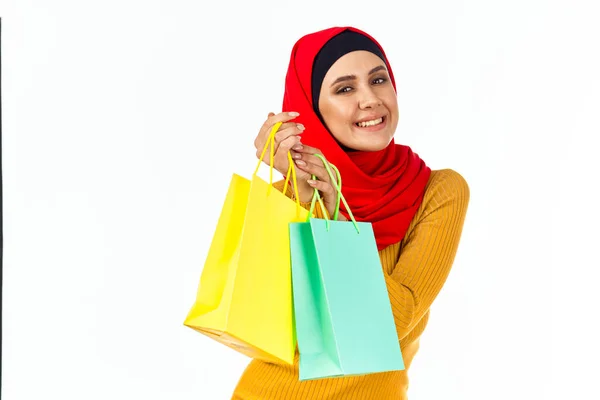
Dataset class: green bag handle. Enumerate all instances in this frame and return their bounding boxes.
[328,163,343,221]
[306,165,338,231]
[307,154,360,234]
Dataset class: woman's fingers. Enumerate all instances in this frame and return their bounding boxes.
[292,152,335,173]
[277,135,302,159]
[291,151,337,187]
[256,125,303,160]
[274,123,304,145]
[254,112,303,162]
[262,111,300,130]
[291,144,337,175]
[305,175,337,217]
[255,111,300,147]
[294,160,332,185]
[293,149,340,216]
[265,135,302,174]
[307,178,335,197]
[291,143,322,155]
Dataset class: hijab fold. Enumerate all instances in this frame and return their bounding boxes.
[282,26,432,251]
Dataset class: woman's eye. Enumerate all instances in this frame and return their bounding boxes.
[336,78,387,94]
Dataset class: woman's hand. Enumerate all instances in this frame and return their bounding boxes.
[254,111,307,177]
[254,111,346,220]
[291,144,347,221]
[254,111,313,202]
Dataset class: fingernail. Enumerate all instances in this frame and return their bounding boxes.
[292,153,301,159]
[293,144,303,150]
[296,124,305,131]
[307,180,316,185]
[296,160,306,166]
[288,112,300,117]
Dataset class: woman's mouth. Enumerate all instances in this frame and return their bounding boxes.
[354,116,387,131]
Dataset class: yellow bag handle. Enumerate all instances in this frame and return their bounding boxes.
[252,121,302,215]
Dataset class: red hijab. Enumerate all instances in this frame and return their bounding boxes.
[283,26,431,250]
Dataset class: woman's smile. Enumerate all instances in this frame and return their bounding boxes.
[353,115,388,132]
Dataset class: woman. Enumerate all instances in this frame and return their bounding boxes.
[231,26,470,400]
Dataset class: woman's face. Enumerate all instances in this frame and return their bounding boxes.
[318,50,398,151]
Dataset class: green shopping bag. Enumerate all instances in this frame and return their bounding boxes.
[289,155,405,381]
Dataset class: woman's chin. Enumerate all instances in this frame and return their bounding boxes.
[346,126,393,150]
[347,136,392,152]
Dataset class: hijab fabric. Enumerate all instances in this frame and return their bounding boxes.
[282,26,432,251]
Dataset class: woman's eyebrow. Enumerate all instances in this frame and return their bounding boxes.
[329,65,388,87]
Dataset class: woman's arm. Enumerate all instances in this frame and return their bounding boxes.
[384,169,470,341]
[275,169,469,341]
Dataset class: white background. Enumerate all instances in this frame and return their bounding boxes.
[3,0,600,399]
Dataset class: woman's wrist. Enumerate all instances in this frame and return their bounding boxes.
[294,180,314,203]
[293,179,347,222]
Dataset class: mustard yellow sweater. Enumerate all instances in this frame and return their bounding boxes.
[231,168,470,400]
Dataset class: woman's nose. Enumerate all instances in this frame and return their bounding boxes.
[359,89,383,109]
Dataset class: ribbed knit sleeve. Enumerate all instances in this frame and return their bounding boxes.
[382,169,470,341]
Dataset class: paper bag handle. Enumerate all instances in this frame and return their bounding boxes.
[252,121,302,214]
[308,154,360,234]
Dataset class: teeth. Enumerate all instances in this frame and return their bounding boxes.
[357,117,383,127]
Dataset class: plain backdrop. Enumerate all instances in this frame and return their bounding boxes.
[2,0,600,399]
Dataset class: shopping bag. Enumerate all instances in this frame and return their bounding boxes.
[184,122,309,365]
[289,156,405,380]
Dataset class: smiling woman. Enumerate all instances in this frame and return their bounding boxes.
[231,26,470,400]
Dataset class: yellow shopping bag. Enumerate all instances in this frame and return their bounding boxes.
[183,122,308,365]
